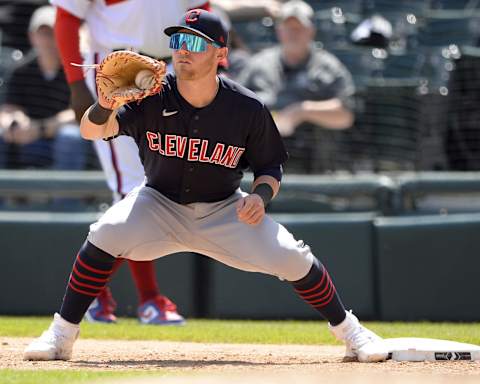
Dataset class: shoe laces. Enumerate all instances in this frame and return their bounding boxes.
[40,324,71,344]
[344,322,378,350]
[38,328,58,344]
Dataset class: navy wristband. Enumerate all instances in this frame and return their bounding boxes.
[88,102,113,125]
[252,183,274,207]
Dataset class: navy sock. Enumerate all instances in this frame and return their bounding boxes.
[60,241,116,324]
[291,258,346,326]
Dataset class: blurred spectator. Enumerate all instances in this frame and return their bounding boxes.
[213,0,279,54]
[214,6,251,81]
[0,5,87,170]
[0,0,47,53]
[212,0,281,19]
[350,14,393,49]
[221,27,251,80]
[238,0,355,173]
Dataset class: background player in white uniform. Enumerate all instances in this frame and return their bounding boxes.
[24,10,389,363]
[51,0,211,324]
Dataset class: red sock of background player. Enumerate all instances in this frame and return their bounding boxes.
[59,241,117,324]
[112,258,125,272]
[291,257,347,326]
[127,260,160,303]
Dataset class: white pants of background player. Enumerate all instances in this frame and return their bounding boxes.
[85,49,145,201]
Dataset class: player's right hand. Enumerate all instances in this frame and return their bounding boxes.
[69,80,96,123]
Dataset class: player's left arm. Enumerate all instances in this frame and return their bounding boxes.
[237,103,287,225]
[252,174,280,199]
[236,168,281,226]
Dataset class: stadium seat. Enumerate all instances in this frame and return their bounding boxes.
[362,0,427,16]
[416,92,449,171]
[354,79,422,172]
[0,2,41,53]
[330,47,375,87]
[0,45,24,103]
[314,9,361,49]
[231,18,277,53]
[417,48,454,90]
[428,0,480,10]
[381,52,424,78]
[417,10,478,47]
[307,0,363,15]
[445,47,480,171]
[376,10,421,52]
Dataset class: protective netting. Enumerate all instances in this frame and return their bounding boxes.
[232,0,480,173]
[1,0,480,174]
[0,0,98,171]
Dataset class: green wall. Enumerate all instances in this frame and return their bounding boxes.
[1,202,480,321]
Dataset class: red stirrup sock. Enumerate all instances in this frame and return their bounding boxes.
[291,257,346,326]
[59,241,116,324]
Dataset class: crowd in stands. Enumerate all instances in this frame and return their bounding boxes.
[0,5,88,170]
[1,0,480,174]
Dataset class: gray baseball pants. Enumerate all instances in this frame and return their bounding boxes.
[88,186,314,281]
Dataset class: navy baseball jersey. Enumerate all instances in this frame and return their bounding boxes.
[115,73,288,204]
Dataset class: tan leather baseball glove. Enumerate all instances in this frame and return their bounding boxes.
[95,50,167,110]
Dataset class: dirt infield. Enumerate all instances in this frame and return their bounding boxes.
[3,337,480,382]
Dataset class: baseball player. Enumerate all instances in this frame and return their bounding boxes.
[24,10,389,363]
[51,0,212,324]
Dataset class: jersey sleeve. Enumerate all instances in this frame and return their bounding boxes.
[244,104,289,172]
[54,7,84,83]
[115,100,146,142]
[49,0,90,19]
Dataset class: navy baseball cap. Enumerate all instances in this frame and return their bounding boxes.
[164,9,228,48]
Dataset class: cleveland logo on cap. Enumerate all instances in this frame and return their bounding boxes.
[185,10,201,24]
[165,9,228,48]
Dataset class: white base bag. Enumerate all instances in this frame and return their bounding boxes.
[385,337,480,361]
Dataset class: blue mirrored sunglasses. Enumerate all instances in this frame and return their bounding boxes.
[169,32,220,52]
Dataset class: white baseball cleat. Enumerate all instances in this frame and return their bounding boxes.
[23,313,79,361]
[329,311,388,363]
